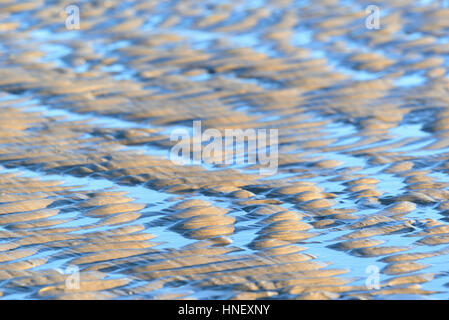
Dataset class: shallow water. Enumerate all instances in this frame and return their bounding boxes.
[1,0,449,300]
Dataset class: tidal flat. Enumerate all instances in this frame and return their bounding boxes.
[0,0,449,300]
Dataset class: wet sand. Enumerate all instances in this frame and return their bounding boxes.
[0,0,449,299]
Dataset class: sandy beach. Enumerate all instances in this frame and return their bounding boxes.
[0,0,449,300]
